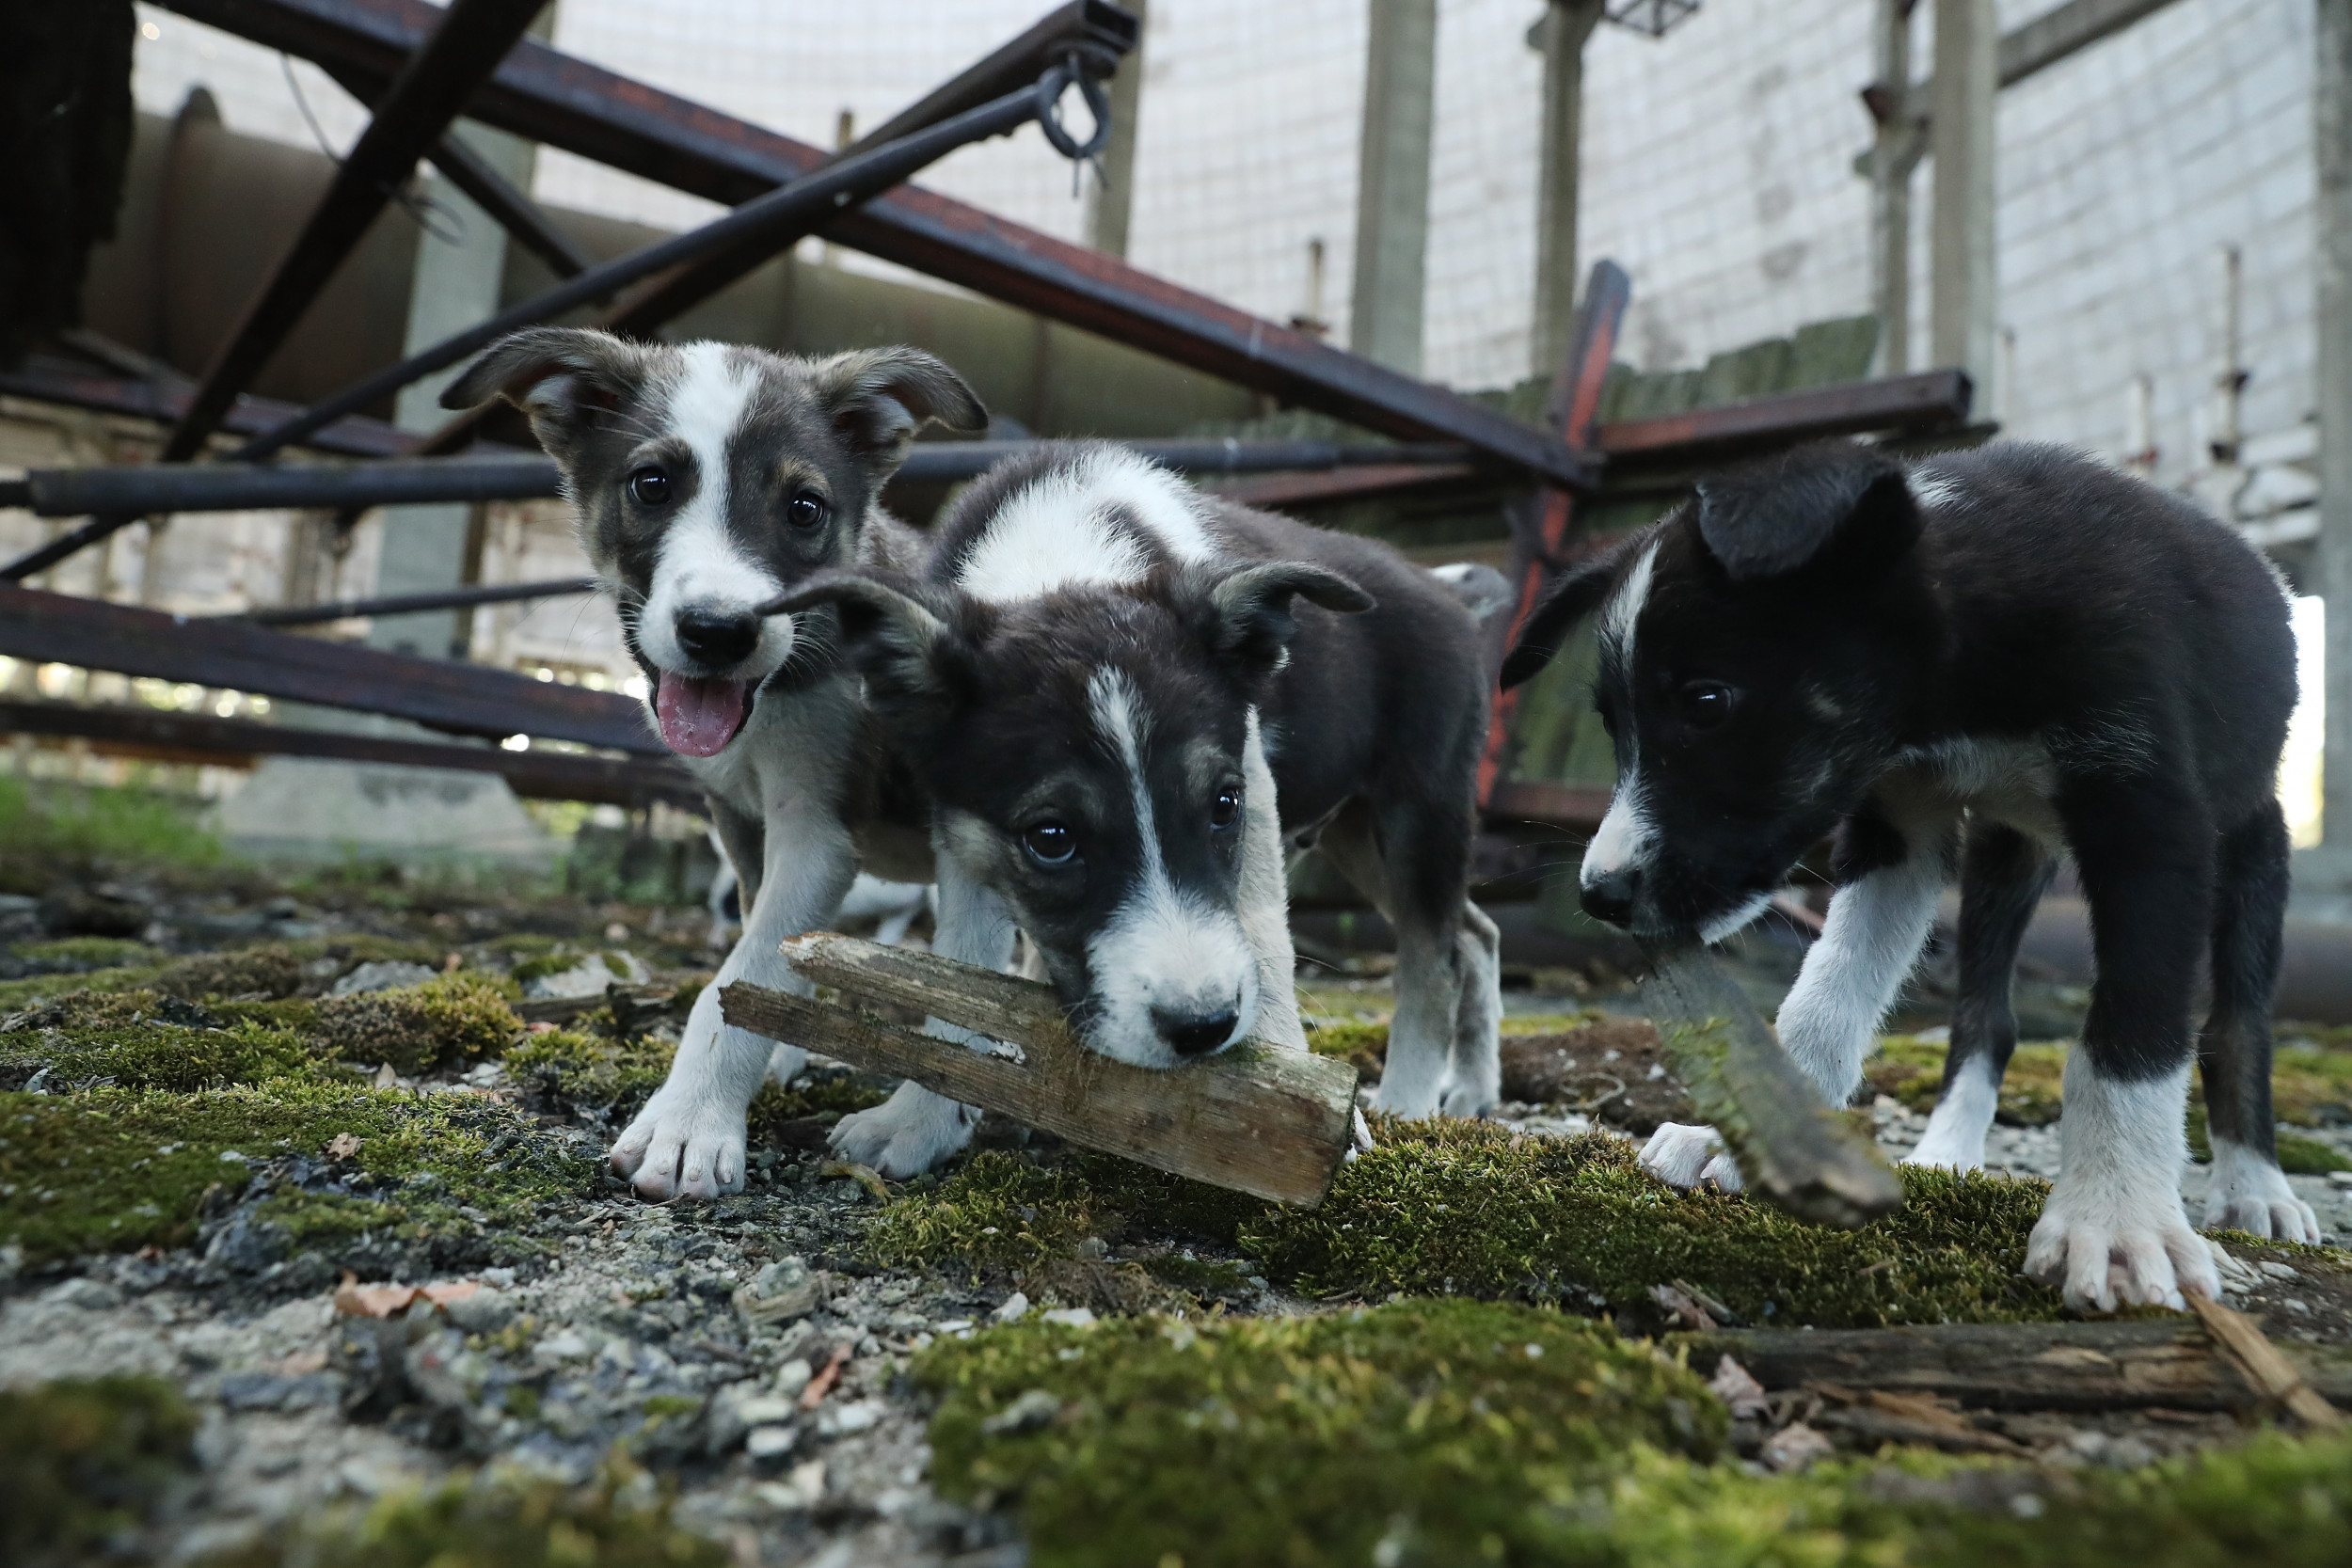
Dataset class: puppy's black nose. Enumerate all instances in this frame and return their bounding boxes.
[675,606,759,668]
[1581,868,1639,927]
[1154,1007,1238,1058]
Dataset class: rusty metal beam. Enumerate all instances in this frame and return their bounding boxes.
[0,355,420,457]
[0,583,657,753]
[0,699,696,807]
[1597,369,1975,466]
[420,114,591,279]
[233,576,597,626]
[155,0,1597,489]
[159,0,548,464]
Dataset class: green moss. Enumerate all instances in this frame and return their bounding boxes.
[197,1459,726,1568]
[1247,1119,2061,1328]
[6,937,161,973]
[1,1019,335,1092]
[1306,1019,1390,1082]
[1873,1035,2352,1134]
[0,1375,197,1568]
[507,1029,674,1118]
[2277,1132,2352,1176]
[1561,1433,2352,1568]
[921,1300,2352,1568]
[0,776,222,889]
[919,1299,1724,1568]
[749,1071,890,1123]
[868,1151,1102,1275]
[0,1073,596,1267]
[509,949,583,986]
[315,974,521,1074]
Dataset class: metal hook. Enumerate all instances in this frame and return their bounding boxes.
[1035,53,1114,165]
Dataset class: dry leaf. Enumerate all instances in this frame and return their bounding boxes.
[332,1273,479,1318]
[373,1063,399,1088]
[1708,1354,1771,1421]
[324,1132,362,1161]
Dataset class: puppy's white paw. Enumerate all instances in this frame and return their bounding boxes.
[828,1083,977,1180]
[2026,1176,2218,1312]
[2202,1141,2322,1243]
[1641,1123,1743,1192]
[610,1089,747,1200]
[1437,1070,1498,1119]
[1899,1123,1988,1173]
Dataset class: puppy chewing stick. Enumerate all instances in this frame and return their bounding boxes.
[721,934,1361,1206]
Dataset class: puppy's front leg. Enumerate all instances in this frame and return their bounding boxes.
[827,841,1016,1178]
[1235,709,1306,1052]
[612,810,857,1199]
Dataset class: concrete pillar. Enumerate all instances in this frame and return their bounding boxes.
[1530,1,1605,377]
[1929,0,1997,387]
[2318,0,2352,857]
[1866,0,1925,376]
[1085,0,1145,258]
[367,119,533,660]
[1348,0,1438,374]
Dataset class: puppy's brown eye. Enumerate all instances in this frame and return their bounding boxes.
[786,492,827,531]
[1024,820,1076,865]
[1676,680,1739,729]
[1211,786,1241,829]
[628,467,671,506]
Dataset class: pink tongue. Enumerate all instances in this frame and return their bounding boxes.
[654,673,753,757]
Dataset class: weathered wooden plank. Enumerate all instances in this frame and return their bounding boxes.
[716,934,1359,1206]
[1674,1319,2352,1414]
[1638,942,1905,1229]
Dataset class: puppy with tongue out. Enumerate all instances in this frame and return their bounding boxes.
[442,326,986,1200]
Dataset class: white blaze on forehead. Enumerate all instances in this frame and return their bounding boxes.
[1080,665,1257,1065]
[959,448,1217,604]
[637,342,787,674]
[1598,539,1659,666]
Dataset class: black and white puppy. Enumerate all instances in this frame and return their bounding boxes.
[1502,440,2317,1313]
[780,444,1503,1175]
[441,326,986,1200]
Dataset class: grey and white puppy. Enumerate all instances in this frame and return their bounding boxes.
[441,326,986,1200]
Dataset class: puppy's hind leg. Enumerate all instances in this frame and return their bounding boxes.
[1906,822,2052,1172]
[1441,900,1503,1117]
[2197,800,2318,1243]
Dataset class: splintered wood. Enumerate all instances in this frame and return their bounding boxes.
[1637,941,1904,1228]
[718,933,1360,1207]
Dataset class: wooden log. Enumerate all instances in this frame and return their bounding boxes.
[717,934,1359,1206]
[1673,1319,2352,1414]
[1637,941,1904,1229]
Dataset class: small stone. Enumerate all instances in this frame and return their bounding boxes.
[745,1424,798,1464]
[2328,1169,2352,1189]
[534,1329,592,1364]
[991,1291,1030,1323]
[1039,1307,1096,1328]
[820,1399,885,1436]
[1759,1422,1834,1473]
[736,1256,821,1326]
[444,1287,514,1334]
[980,1388,1062,1436]
[2258,1260,2299,1281]
[2284,1298,2312,1313]
[330,960,437,997]
[773,1357,814,1399]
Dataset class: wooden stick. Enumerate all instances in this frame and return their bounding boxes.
[718,935,1359,1207]
[1675,1319,2352,1414]
[1638,940,1904,1228]
[2185,1291,2348,1429]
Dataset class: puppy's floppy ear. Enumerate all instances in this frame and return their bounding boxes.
[1199,561,1374,679]
[765,570,977,718]
[814,347,988,481]
[1692,441,1919,582]
[438,326,647,433]
[1499,533,1645,690]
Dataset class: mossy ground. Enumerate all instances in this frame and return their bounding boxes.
[871,1121,2064,1328]
[918,1301,2352,1568]
[0,1375,198,1568]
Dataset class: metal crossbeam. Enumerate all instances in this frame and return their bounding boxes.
[159,0,548,464]
[1,442,1476,519]
[0,584,657,753]
[235,576,597,626]
[0,699,696,808]
[154,0,1597,488]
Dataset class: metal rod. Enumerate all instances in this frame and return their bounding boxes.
[0,699,697,808]
[5,441,1475,520]
[601,3,1135,337]
[153,0,1597,486]
[0,583,659,753]
[227,68,1089,466]
[237,576,597,626]
[159,0,548,463]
